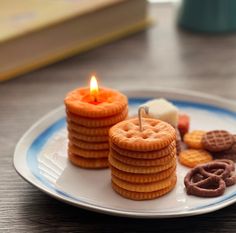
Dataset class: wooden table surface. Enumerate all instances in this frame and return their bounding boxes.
[1,3,236,232]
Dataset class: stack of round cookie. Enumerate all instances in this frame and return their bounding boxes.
[109,118,177,200]
[64,87,128,169]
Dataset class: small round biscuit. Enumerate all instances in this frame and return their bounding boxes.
[68,153,109,169]
[64,87,128,118]
[67,128,109,142]
[67,121,110,136]
[184,130,206,149]
[67,107,128,128]
[68,144,109,158]
[202,130,234,152]
[110,148,176,167]
[111,165,176,183]
[112,174,176,192]
[112,176,176,200]
[69,135,109,150]
[108,155,176,174]
[111,141,176,159]
[109,118,176,152]
[179,149,213,168]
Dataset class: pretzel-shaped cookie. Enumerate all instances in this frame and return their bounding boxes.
[185,174,226,197]
[184,161,236,197]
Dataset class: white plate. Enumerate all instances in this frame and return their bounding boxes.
[14,88,236,218]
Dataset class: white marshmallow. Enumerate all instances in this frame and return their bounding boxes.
[141,98,179,127]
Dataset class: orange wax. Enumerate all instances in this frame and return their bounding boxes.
[64,87,128,118]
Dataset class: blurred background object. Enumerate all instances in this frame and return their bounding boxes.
[0,0,150,82]
[178,0,236,33]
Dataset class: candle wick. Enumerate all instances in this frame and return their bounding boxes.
[138,106,149,132]
[94,95,98,102]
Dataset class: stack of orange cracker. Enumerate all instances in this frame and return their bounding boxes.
[109,118,177,200]
[64,87,128,169]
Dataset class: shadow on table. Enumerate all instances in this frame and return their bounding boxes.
[18,189,236,233]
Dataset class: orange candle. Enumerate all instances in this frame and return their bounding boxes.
[64,75,128,169]
[64,76,127,118]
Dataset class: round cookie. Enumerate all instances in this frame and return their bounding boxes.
[112,176,176,200]
[110,148,176,167]
[67,121,110,136]
[68,128,108,142]
[68,153,109,168]
[213,136,236,162]
[69,135,109,150]
[184,130,206,149]
[67,107,128,128]
[109,155,176,174]
[111,165,176,183]
[64,87,128,118]
[202,130,234,152]
[112,174,176,192]
[68,144,109,158]
[179,149,213,168]
[111,141,176,159]
[109,118,176,152]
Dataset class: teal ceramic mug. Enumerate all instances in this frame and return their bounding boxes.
[178,0,236,33]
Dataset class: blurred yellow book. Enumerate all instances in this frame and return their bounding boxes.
[0,0,150,81]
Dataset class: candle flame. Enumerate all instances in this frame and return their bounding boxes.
[90,75,99,100]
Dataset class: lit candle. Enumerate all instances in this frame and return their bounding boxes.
[90,75,99,103]
[64,74,128,169]
[64,75,128,118]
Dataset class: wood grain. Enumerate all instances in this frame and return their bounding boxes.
[1,3,236,232]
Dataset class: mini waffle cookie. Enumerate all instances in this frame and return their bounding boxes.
[68,128,108,142]
[67,107,128,128]
[109,118,176,151]
[184,130,206,149]
[64,87,128,118]
[69,135,109,150]
[111,141,176,159]
[111,165,176,183]
[67,121,110,136]
[112,175,177,200]
[179,149,213,168]
[202,130,234,152]
[68,153,109,168]
[109,155,176,174]
[68,144,109,158]
[110,148,176,167]
[213,138,236,162]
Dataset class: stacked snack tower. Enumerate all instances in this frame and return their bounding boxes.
[109,107,177,200]
[64,77,128,169]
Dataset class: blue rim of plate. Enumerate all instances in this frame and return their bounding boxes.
[23,97,236,216]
